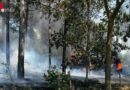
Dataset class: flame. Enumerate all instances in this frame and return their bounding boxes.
[116,63,122,70]
[70,51,84,64]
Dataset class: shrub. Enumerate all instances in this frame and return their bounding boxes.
[44,66,71,90]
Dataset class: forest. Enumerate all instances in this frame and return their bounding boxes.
[0,0,130,90]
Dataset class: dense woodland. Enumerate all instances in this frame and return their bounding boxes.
[0,0,130,90]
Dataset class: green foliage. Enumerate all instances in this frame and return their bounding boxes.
[50,0,89,71]
[123,25,130,42]
[51,0,107,70]
[44,66,70,90]
[101,5,130,51]
[51,0,90,49]
[51,31,70,49]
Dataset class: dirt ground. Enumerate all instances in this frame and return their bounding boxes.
[0,75,130,90]
[71,76,130,90]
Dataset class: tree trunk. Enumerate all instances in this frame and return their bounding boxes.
[62,20,67,73]
[49,38,51,69]
[85,57,89,84]
[25,1,29,50]
[25,2,29,35]
[6,0,12,81]
[48,0,52,70]
[105,19,114,90]
[18,0,27,79]
[6,0,10,72]
[103,1,125,89]
[85,0,90,85]
[62,46,66,73]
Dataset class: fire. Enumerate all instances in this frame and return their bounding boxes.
[70,51,83,64]
[116,63,122,70]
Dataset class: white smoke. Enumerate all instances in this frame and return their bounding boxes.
[0,10,63,82]
[0,2,130,83]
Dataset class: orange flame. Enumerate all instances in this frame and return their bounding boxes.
[116,63,122,70]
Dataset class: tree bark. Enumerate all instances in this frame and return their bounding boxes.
[6,0,10,71]
[48,0,52,70]
[105,19,114,90]
[85,57,89,84]
[103,0,125,90]
[6,0,13,81]
[85,0,90,85]
[62,46,66,73]
[62,20,67,73]
[25,1,29,34]
[18,0,27,79]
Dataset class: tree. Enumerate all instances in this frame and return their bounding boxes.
[85,0,90,84]
[44,0,54,70]
[48,0,52,70]
[76,0,104,84]
[62,19,67,73]
[3,0,13,81]
[51,0,88,73]
[103,0,125,90]
[18,0,27,79]
[40,0,56,70]
[6,0,10,69]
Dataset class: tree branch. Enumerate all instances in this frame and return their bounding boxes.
[117,0,119,4]
[111,0,125,19]
[104,0,111,18]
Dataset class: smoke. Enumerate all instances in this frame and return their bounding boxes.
[67,69,105,78]
[0,10,63,82]
[117,36,130,75]
[0,2,130,83]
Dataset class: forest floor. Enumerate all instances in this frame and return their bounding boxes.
[71,75,130,90]
[0,75,130,90]
[0,79,130,90]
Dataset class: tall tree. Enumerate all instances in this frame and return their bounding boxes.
[40,0,55,70]
[103,0,125,90]
[62,19,67,73]
[85,0,90,84]
[6,0,10,73]
[5,0,13,81]
[48,0,52,70]
[52,0,88,73]
[83,0,104,84]
[18,0,27,79]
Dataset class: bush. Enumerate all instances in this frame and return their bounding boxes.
[44,66,71,90]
